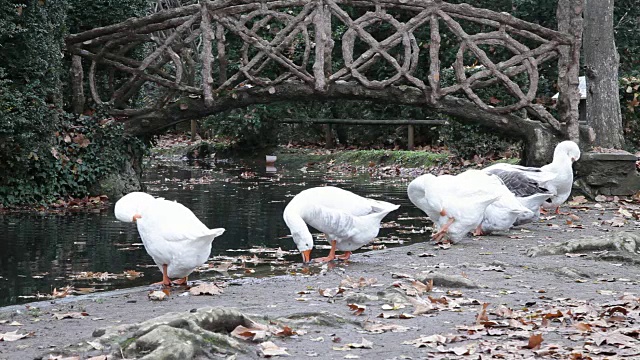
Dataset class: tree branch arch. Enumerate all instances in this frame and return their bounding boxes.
[66,0,582,164]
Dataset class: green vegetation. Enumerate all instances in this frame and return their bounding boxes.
[620,76,640,151]
[0,1,148,206]
[332,150,449,168]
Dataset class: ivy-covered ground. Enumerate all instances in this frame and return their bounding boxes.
[0,140,639,359]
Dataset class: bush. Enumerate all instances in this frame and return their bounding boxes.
[620,76,640,152]
[0,114,145,206]
[438,120,520,159]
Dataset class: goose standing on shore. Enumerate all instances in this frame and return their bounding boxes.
[283,186,400,263]
[115,192,225,286]
[482,140,580,214]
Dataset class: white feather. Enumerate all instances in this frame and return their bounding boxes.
[115,192,225,279]
[482,141,580,210]
[283,187,399,254]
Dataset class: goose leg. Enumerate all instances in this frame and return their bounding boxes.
[152,264,172,287]
[472,224,484,236]
[554,207,571,215]
[432,217,455,241]
[172,276,188,285]
[314,240,337,263]
[336,251,352,261]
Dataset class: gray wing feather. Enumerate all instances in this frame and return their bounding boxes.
[487,169,548,197]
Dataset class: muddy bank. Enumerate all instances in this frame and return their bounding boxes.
[1,199,639,359]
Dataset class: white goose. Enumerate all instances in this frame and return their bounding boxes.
[477,191,534,235]
[483,140,580,214]
[115,192,225,286]
[407,170,505,242]
[283,186,400,263]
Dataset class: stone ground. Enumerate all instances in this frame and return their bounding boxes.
[1,201,640,360]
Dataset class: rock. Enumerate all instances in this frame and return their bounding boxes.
[527,232,640,257]
[344,292,379,304]
[91,159,143,200]
[186,142,215,160]
[574,152,640,197]
[418,272,479,289]
[47,307,254,359]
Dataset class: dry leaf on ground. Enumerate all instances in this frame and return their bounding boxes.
[363,323,409,334]
[258,341,289,357]
[148,290,167,301]
[346,338,373,349]
[340,276,377,289]
[524,333,543,349]
[52,312,89,320]
[230,324,270,341]
[0,330,34,341]
[348,303,366,316]
[189,283,224,296]
[403,334,448,347]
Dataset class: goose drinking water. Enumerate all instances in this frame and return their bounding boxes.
[283,186,400,263]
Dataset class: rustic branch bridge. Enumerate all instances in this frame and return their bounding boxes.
[66,0,584,164]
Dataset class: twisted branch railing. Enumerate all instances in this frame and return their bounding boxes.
[66,0,580,157]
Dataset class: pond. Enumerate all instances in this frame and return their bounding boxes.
[0,156,429,307]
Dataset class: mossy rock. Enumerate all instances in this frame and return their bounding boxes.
[47,307,256,359]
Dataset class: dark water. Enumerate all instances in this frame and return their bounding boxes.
[0,157,427,307]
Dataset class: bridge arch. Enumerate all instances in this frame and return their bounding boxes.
[66,0,583,164]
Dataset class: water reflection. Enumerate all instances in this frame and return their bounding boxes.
[0,158,426,307]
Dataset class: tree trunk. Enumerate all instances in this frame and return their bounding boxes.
[583,0,625,148]
[71,55,85,114]
[556,0,584,143]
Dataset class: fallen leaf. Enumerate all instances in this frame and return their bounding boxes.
[346,338,373,349]
[319,287,344,298]
[411,279,432,294]
[363,323,409,333]
[568,196,588,205]
[0,330,34,341]
[381,303,405,310]
[574,322,592,332]
[525,333,543,349]
[340,276,377,289]
[403,334,448,347]
[435,344,476,355]
[189,283,224,296]
[274,326,297,337]
[347,303,366,316]
[230,325,269,341]
[258,341,289,357]
[52,312,89,320]
[475,303,489,324]
[148,290,167,301]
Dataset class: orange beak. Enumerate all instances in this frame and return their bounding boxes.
[132,213,142,223]
[301,250,312,263]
